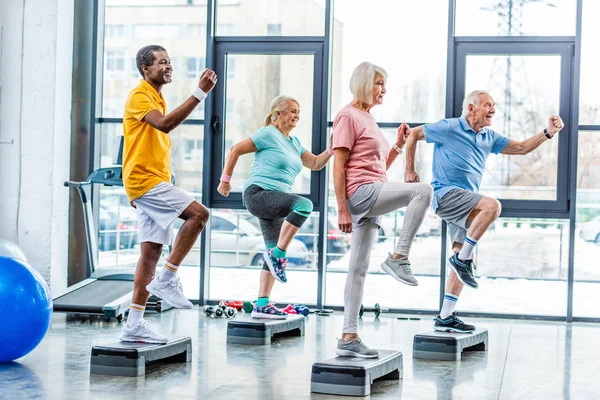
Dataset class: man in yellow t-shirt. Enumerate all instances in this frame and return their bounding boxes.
[120,44,216,344]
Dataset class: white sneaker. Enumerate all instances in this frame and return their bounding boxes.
[146,276,193,309]
[120,319,168,344]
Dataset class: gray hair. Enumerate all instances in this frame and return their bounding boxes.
[462,90,490,117]
[349,62,388,105]
[136,45,166,78]
[264,95,299,127]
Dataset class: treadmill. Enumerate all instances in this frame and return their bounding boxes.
[53,163,171,321]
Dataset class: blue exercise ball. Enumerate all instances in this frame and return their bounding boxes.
[0,239,28,263]
[0,256,52,362]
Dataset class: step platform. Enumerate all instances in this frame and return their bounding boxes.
[226,314,305,345]
[90,335,192,376]
[310,350,403,396]
[413,328,488,361]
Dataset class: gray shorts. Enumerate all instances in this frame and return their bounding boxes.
[347,182,383,228]
[132,182,196,245]
[435,188,483,244]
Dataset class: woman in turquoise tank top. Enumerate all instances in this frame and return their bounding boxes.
[218,95,333,319]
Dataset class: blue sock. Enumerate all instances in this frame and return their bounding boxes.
[257,297,269,307]
[273,246,287,259]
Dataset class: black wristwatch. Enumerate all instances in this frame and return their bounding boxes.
[544,128,553,139]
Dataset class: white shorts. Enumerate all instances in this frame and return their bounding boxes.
[132,182,196,245]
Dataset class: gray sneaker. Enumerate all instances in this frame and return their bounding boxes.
[381,254,418,286]
[335,338,379,359]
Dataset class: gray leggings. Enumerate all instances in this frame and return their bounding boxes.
[343,182,432,333]
[243,185,313,271]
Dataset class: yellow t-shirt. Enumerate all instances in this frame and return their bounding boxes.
[122,80,171,200]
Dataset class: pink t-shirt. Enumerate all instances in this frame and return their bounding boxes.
[332,105,389,198]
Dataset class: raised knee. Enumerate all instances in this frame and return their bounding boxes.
[492,199,501,216]
[421,183,433,202]
[486,199,501,217]
[295,197,314,215]
[193,206,210,227]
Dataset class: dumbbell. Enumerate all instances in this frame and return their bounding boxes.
[242,301,254,313]
[310,308,334,316]
[282,305,298,314]
[218,302,238,318]
[293,304,310,316]
[204,305,224,318]
[358,303,388,318]
[221,300,243,311]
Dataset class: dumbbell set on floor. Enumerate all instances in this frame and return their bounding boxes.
[203,302,239,318]
[359,303,389,318]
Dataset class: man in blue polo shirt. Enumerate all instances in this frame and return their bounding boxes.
[405,90,564,333]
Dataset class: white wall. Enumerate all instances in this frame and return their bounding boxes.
[0,0,73,294]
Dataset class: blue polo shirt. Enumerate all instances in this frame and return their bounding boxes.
[423,117,509,211]
[243,125,306,193]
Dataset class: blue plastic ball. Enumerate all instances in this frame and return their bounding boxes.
[0,256,52,362]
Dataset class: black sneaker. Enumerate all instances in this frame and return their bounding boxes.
[447,253,478,288]
[434,312,475,333]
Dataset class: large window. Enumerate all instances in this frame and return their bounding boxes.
[217,53,315,196]
[579,0,600,125]
[455,0,577,37]
[574,131,600,318]
[101,3,208,118]
[216,0,325,36]
[330,0,448,122]
[464,54,561,201]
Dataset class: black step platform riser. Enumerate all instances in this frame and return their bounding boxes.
[413,329,488,361]
[226,315,305,345]
[90,336,192,376]
[310,350,403,396]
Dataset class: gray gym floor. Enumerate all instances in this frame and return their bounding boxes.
[2,309,599,399]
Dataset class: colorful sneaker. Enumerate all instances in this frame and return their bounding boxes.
[434,312,475,333]
[263,248,288,283]
[447,253,478,289]
[335,338,379,358]
[381,254,418,286]
[251,302,288,320]
[120,319,168,344]
[146,276,193,309]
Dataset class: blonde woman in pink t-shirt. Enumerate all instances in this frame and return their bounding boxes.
[331,62,433,358]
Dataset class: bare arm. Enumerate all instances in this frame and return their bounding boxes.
[217,138,257,196]
[333,148,353,233]
[301,150,332,171]
[385,123,410,170]
[404,126,425,182]
[144,69,217,134]
[501,115,564,156]
[500,133,547,155]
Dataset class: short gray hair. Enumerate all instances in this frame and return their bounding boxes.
[462,90,490,117]
[136,45,166,78]
[349,62,388,105]
[264,95,299,127]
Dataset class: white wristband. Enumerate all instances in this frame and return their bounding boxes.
[192,87,207,102]
[392,144,403,154]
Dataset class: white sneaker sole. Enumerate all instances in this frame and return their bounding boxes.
[251,311,287,320]
[147,283,193,309]
[433,325,474,334]
[119,335,168,344]
[446,259,478,289]
[335,348,379,359]
[381,263,418,286]
[263,251,286,284]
